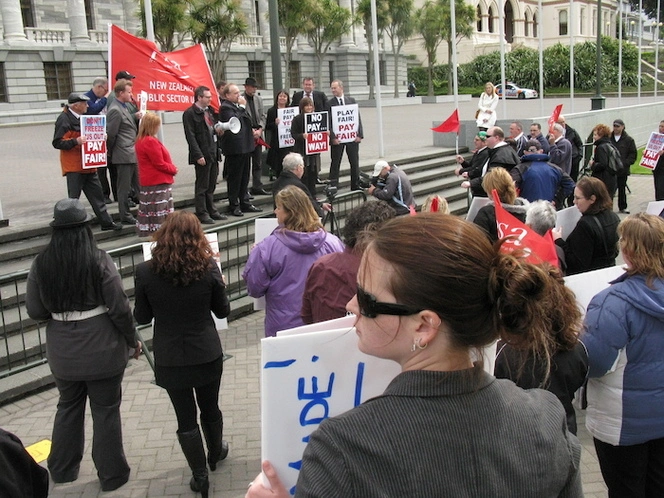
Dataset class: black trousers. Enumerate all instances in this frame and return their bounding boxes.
[49,373,130,489]
[302,154,319,198]
[66,171,114,227]
[329,141,360,190]
[654,167,664,201]
[115,163,138,220]
[250,144,263,189]
[194,160,220,217]
[97,165,117,200]
[594,437,664,498]
[166,376,223,433]
[225,153,251,209]
[617,175,629,211]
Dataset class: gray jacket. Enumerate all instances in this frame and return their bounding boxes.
[106,98,138,164]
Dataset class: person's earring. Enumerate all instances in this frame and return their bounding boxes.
[411,338,428,352]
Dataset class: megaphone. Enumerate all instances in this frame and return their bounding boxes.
[215,117,241,134]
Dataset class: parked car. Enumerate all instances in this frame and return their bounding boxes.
[495,83,538,99]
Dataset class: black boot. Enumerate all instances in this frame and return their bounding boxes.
[177,428,209,497]
[200,416,229,471]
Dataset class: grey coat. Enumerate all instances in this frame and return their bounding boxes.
[106,99,138,164]
[297,369,582,497]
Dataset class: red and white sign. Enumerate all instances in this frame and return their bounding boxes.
[81,115,107,169]
[305,112,329,154]
[277,107,298,148]
[109,25,219,112]
[640,132,664,170]
[330,104,359,143]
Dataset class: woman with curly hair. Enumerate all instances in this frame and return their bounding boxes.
[588,123,619,199]
[134,211,231,498]
[243,186,344,337]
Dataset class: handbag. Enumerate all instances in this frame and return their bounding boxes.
[475,109,480,119]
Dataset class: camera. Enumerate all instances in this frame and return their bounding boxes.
[359,172,385,190]
[324,184,338,201]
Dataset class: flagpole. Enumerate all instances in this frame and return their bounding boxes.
[450,0,459,156]
[370,0,385,157]
[143,0,164,142]
[499,0,507,119]
[638,0,642,103]
[569,0,574,112]
[618,0,623,106]
[538,0,543,116]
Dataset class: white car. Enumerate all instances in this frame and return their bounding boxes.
[495,83,538,99]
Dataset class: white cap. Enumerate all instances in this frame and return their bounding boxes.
[372,160,389,177]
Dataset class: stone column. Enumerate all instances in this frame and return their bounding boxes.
[258,0,270,49]
[67,0,91,45]
[0,0,27,43]
[339,0,354,47]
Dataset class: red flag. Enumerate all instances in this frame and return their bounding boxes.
[109,25,219,111]
[431,109,460,133]
[492,190,559,267]
[547,104,563,134]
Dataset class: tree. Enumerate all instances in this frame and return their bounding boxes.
[187,0,248,82]
[304,0,354,87]
[356,0,389,99]
[415,1,447,96]
[277,0,314,90]
[384,0,415,97]
[440,0,475,95]
[138,0,190,52]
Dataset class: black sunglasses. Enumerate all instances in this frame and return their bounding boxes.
[356,285,423,319]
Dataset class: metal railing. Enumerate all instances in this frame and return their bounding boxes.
[0,191,366,379]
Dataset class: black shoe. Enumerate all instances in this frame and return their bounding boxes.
[247,194,255,200]
[619,209,630,214]
[121,215,137,225]
[241,205,262,213]
[250,188,270,196]
[103,196,113,205]
[127,200,137,208]
[101,222,123,231]
[316,178,330,184]
[198,215,215,224]
[210,212,228,221]
[231,207,244,217]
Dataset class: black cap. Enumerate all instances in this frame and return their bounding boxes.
[613,119,625,127]
[50,199,93,228]
[67,93,90,104]
[244,77,258,87]
[115,70,136,80]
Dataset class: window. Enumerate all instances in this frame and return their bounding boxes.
[580,9,585,35]
[379,60,387,85]
[533,13,538,38]
[84,0,95,30]
[524,12,530,37]
[288,61,301,89]
[254,0,261,35]
[44,62,73,100]
[559,10,568,36]
[328,61,335,86]
[476,6,482,32]
[0,63,8,103]
[488,7,495,33]
[20,0,35,28]
[248,61,265,88]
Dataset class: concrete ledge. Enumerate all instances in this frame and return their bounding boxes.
[358,97,423,107]
[422,95,472,104]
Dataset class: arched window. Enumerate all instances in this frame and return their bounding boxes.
[524,11,530,37]
[489,6,495,33]
[533,12,538,38]
[580,8,585,35]
[477,5,482,32]
[559,10,568,36]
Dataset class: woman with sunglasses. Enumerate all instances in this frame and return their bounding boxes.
[247,214,582,497]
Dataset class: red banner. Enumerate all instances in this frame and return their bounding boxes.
[547,104,563,134]
[109,25,219,111]
[492,190,559,267]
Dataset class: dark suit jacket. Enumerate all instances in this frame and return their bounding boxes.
[219,100,255,156]
[292,90,329,112]
[182,103,217,165]
[272,170,323,217]
[326,95,364,142]
[548,137,573,175]
[106,99,138,164]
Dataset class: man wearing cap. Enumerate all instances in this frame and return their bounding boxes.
[52,93,121,231]
[366,161,414,216]
[106,79,139,225]
[327,79,363,191]
[242,77,268,197]
[611,118,637,213]
[183,85,227,224]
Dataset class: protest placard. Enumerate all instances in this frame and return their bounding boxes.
[277,108,298,148]
[640,132,664,170]
[252,219,280,311]
[564,265,626,315]
[555,206,583,240]
[139,90,148,114]
[142,233,227,330]
[304,112,329,155]
[465,196,491,222]
[647,200,664,215]
[81,115,107,169]
[330,104,359,143]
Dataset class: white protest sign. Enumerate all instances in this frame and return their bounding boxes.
[139,90,148,114]
[640,132,664,170]
[261,325,401,495]
[277,108,298,148]
[260,316,498,494]
[330,104,359,143]
[647,200,664,215]
[252,218,280,311]
[142,233,227,330]
[555,206,583,240]
[81,115,107,169]
[465,196,491,222]
[564,265,626,315]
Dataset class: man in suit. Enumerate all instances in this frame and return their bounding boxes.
[183,85,227,224]
[509,121,528,157]
[106,79,139,225]
[219,83,262,217]
[242,77,269,196]
[292,77,329,112]
[327,79,363,191]
[272,153,329,217]
[292,77,329,183]
[548,123,573,175]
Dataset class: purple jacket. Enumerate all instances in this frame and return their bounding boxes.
[243,227,344,337]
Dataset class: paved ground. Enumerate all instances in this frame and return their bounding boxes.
[0,96,661,497]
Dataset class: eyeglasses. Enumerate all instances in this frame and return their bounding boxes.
[527,148,538,152]
[486,134,495,138]
[356,285,423,319]
[613,124,622,127]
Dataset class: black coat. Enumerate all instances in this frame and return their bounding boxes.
[292,90,329,112]
[182,104,217,165]
[610,131,637,177]
[590,137,618,198]
[219,100,255,156]
[272,170,323,217]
